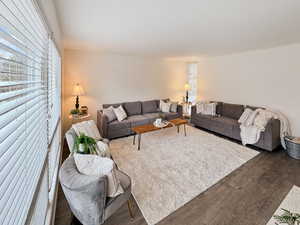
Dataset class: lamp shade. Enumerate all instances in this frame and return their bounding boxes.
[184,83,191,91]
[72,83,85,96]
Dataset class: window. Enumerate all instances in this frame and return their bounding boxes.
[48,38,61,140]
[187,62,198,103]
[0,1,61,225]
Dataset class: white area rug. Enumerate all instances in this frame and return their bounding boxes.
[266,185,300,225]
[110,126,259,225]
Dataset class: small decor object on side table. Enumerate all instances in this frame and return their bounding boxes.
[273,208,300,225]
[69,108,91,123]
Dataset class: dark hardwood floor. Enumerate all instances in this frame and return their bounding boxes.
[55,141,300,225]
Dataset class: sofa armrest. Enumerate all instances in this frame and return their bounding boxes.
[191,105,197,117]
[177,104,183,117]
[97,110,109,138]
[263,118,281,151]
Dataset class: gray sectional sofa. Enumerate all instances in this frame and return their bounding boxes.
[97,99,183,139]
[191,102,281,151]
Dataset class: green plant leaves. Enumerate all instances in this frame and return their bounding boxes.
[73,133,98,155]
[274,208,300,225]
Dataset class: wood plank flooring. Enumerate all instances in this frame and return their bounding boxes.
[55,139,300,225]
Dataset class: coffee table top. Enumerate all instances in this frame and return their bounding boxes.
[132,118,188,134]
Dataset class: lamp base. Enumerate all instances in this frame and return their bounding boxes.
[75,96,79,110]
[185,91,189,103]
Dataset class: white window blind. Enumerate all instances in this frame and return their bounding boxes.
[48,39,61,140]
[0,0,49,225]
[187,62,198,103]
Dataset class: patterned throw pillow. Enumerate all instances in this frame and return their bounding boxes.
[103,106,117,122]
[196,102,217,116]
[160,100,171,113]
[113,105,127,121]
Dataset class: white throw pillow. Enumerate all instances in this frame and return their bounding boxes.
[103,106,117,122]
[238,108,253,124]
[113,105,127,121]
[196,102,216,116]
[72,120,102,140]
[196,102,205,114]
[74,154,124,197]
[160,100,171,113]
[202,103,217,116]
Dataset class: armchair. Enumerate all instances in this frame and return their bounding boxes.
[59,156,134,225]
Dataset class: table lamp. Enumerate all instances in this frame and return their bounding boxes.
[72,83,85,110]
[184,83,190,103]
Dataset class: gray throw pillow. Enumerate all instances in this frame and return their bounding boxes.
[103,106,117,122]
[170,102,178,113]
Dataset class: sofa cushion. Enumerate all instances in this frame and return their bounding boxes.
[143,113,160,123]
[127,115,149,127]
[123,101,142,116]
[142,100,159,114]
[209,116,237,137]
[164,112,179,120]
[108,119,131,130]
[221,103,244,120]
[103,103,122,109]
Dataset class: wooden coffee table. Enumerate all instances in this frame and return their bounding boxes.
[131,118,188,150]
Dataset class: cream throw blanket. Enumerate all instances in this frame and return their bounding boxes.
[240,108,291,149]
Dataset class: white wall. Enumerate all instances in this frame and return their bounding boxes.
[37,0,62,51]
[197,44,300,136]
[62,49,186,132]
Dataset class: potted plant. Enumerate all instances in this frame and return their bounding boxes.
[73,133,98,154]
[274,208,300,225]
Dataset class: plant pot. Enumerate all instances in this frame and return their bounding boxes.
[78,144,85,153]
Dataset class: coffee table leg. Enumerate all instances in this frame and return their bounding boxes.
[184,124,187,136]
[133,135,136,145]
[138,134,141,150]
[177,125,180,133]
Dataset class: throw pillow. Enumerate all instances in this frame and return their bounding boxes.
[74,154,124,197]
[196,102,205,114]
[238,108,253,124]
[103,106,117,122]
[113,105,127,121]
[160,100,171,113]
[72,120,102,140]
[196,102,216,116]
[170,102,178,113]
[202,103,217,116]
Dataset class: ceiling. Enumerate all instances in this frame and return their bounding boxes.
[54,0,300,57]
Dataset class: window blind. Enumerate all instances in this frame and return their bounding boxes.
[0,0,49,225]
[48,38,61,141]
